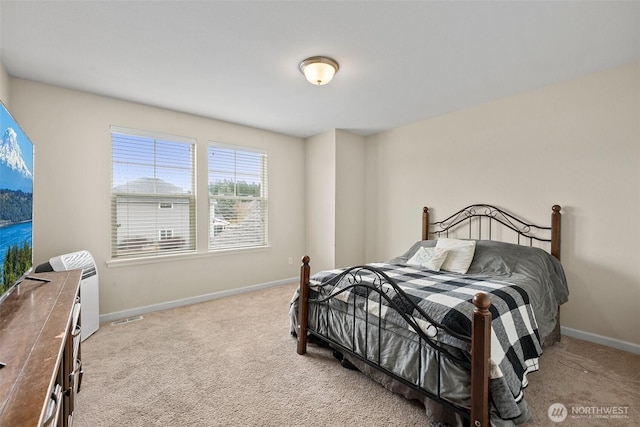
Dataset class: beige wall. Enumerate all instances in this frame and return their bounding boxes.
[365,61,640,345]
[10,79,306,316]
[0,61,9,106]
[305,130,336,272]
[305,129,366,271]
[335,130,366,268]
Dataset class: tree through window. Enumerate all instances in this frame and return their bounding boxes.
[208,142,268,250]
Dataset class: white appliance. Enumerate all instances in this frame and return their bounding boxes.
[49,250,99,341]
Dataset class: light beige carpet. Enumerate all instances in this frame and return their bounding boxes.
[75,283,639,426]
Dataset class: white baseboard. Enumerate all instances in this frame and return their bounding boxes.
[561,326,640,355]
[100,277,297,324]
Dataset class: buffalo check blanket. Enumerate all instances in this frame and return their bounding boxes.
[308,262,543,419]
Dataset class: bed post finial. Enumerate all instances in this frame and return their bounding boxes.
[471,292,491,427]
[297,256,311,355]
[472,292,491,311]
[551,205,561,261]
[422,206,430,240]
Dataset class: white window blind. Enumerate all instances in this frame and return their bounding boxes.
[208,142,268,250]
[111,126,196,259]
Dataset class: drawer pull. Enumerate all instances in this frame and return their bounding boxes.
[72,325,82,338]
[43,384,63,426]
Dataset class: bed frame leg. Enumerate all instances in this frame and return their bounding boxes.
[297,256,311,355]
[551,205,562,261]
[471,292,491,427]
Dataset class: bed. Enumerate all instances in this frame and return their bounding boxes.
[290,204,569,427]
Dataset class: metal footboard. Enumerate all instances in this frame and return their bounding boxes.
[297,258,491,426]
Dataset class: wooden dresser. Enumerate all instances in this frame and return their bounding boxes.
[0,270,82,427]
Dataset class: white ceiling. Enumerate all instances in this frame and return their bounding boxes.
[1,1,639,138]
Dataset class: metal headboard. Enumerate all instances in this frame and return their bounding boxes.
[422,204,562,260]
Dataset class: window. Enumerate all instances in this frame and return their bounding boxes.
[159,229,174,240]
[111,126,196,259]
[208,142,268,250]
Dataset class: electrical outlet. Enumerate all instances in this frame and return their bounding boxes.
[288,257,293,265]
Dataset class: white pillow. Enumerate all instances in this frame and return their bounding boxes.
[435,238,477,274]
[406,246,449,271]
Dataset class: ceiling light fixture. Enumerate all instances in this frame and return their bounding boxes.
[299,56,339,86]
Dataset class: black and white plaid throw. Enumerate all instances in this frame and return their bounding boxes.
[309,262,543,408]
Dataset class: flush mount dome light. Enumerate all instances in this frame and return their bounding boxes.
[299,56,339,86]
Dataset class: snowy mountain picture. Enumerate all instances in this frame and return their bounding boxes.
[0,110,33,193]
[0,102,33,295]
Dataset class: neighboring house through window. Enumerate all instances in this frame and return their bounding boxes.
[111,126,196,259]
[159,229,174,240]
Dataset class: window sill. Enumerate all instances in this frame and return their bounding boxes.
[106,246,272,268]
